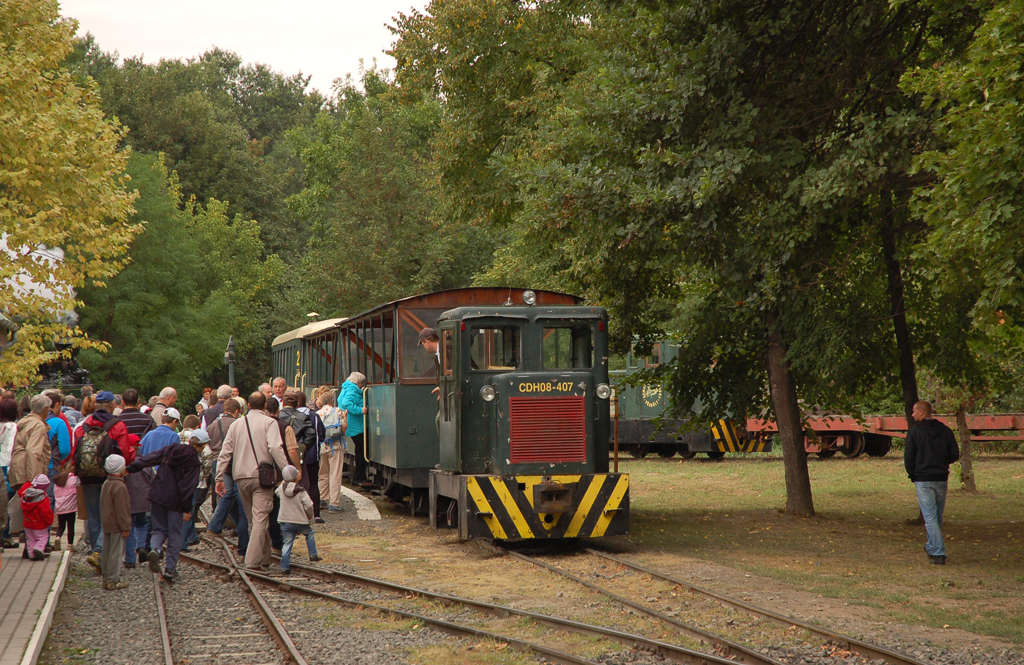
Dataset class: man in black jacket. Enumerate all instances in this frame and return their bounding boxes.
[127,442,199,582]
[904,400,960,565]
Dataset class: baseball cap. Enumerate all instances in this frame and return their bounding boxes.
[418,327,439,343]
[189,429,210,445]
[164,407,181,421]
[95,390,116,402]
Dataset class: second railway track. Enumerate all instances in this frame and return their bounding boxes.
[497,545,931,665]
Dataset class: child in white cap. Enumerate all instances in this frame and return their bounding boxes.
[275,465,320,574]
[100,454,132,589]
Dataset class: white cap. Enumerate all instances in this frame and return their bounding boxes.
[164,407,181,422]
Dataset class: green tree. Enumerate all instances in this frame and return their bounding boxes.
[77,153,282,403]
[0,0,137,386]
[287,69,494,321]
[903,0,1024,328]
[66,39,324,262]
[394,0,985,515]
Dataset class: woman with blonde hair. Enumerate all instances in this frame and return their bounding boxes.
[316,388,346,511]
[338,372,368,486]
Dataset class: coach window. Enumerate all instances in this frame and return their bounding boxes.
[442,330,453,376]
[543,325,593,369]
[645,343,661,368]
[470,327,521,370]
[399,308,446,381]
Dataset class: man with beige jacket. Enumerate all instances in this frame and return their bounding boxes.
[9,395,51,488]
[215,392,289,571]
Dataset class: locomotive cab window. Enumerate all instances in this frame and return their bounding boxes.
[543,325,593,369]
[470,327,520,370]
[645,343,661,368]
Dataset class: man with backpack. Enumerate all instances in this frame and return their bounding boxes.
[75,390,134,572]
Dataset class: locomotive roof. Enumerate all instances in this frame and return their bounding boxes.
[271,317,348,347]
[339,287,582,323]
[438,305,607,322]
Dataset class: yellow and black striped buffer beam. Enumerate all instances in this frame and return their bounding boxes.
[711,420,769,452]
[463,474,629,541]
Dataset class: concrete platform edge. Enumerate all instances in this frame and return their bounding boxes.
[19,550,70,665]
[338,485,381,520]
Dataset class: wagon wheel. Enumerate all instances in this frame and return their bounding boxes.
[657,446,677,459]
[841,433,865,458]
[679,450,697,459]
[705,451,726,460]
[865,434,892,457]
[627,444,651,459]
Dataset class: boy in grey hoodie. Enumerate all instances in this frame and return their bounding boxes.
[275,465,320,573]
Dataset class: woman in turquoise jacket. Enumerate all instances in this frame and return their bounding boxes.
[338,372,367,484]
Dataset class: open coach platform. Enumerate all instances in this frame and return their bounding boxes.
[271,287,629,541]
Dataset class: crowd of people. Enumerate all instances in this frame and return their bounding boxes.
[0,373,365,586]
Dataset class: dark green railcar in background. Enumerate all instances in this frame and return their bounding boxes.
[611,341,772,459]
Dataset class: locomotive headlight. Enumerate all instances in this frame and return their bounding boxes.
[596,383,611,399]
[522,290,537,306]
[480,385,497,402]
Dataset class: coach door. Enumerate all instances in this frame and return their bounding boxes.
[438,324,461,471]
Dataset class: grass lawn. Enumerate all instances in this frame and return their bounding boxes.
[617,454,1024,643]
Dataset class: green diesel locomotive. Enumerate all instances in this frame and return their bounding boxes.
[271,287,628,541]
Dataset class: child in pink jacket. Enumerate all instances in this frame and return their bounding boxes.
[53,472,79,552]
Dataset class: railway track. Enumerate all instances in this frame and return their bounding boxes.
[207,533,755,665]
[498,546,931,665]
[150,536,306,665]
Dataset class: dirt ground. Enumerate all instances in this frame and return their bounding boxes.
[312,455,1023,661]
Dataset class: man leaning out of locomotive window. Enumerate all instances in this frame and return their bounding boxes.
[418,328,441,437]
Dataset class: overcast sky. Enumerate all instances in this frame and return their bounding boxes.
[59,0,430,94]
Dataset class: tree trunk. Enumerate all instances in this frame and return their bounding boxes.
[880,212,925,524]
[880,215,919,425]
[955,406,977,492]
[765,310,815,517]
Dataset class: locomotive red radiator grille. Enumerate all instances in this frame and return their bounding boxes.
[508,396,587,463]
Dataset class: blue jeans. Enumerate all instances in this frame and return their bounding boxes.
[280,523,317,571]
[124,512,149,563]
[915,481,949,557]
[81,483,104,554]
[1,467,12,541]
[208,471,249,555]
[183,486,208,546]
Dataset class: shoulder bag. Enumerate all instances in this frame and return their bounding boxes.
[244,415,279,489]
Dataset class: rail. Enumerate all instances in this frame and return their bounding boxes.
[152,572,174,665]
[187,543,602,665]
[209,534,741,665]
[584,548,929,665]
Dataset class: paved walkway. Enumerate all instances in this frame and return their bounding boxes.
[0,548,71,665]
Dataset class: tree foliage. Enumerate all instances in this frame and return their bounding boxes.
[392,0,989,515]
[77,153,282,402]
[904,0,1024,325]
[287,69,495,319]
[0,0,137,386]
